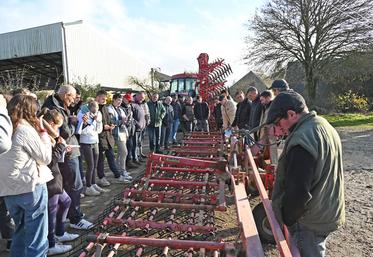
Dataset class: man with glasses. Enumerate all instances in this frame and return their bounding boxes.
[266,91,345,257]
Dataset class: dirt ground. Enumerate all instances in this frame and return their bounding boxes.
[0,128,372,256]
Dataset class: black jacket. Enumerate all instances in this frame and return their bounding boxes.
[171,101,182,120]
[213,103,223,125]
[232,98,251,129]
[42,94,80,159]
[193,102,210,120]
[162,103,174,127]
[47,142,65,197]
[249,96,262,130]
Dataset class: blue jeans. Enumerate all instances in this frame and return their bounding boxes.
[148,126,161,152]
[5,184,49,257]
[171,119,180,142]
[288,222,329,257]
[97,146,121,178]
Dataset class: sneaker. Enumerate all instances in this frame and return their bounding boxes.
[85,186,100,196]
[97,177,110,187]
[80,193,85,199]
[118,175,132,183]
[56,232,79,242]
[140,153,147,158]
[70,219,93,230]
[92,184,106,193]
[48,244,72,256]
[122,172,132,180]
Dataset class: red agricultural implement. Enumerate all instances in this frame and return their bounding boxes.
[74,130,300,257]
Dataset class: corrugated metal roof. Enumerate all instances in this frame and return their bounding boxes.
[0,22,63,61]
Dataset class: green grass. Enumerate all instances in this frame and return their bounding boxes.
[322,112,373,128]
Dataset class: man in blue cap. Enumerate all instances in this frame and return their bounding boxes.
[270,79,290,96]
[266,90,345,257]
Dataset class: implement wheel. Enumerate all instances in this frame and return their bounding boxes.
[253,203,275,244]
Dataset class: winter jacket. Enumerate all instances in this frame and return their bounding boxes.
[248,96,262,130]
[221,99,236,129]
[213,103,223,127]
[0,120,52,196]
[42,94,80,159]
[182,103,195,122]
[193,102,210,120]
[272,111,345,233]
[122,103,136,137]
[107,105,128,142]
[132,101,146,131]
[147,101,166,128]
[98,104,116,150]
[0,107,12,155]
[47,142,65,197]
[232,98,251,129]
[171,101,182,120]
[162,103,174,127]
[76,110,103,144]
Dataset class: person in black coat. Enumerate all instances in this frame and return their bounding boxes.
[193,95,210,132]
[232,91,251,129]
[247,86,263,141]
[212,97,223,130]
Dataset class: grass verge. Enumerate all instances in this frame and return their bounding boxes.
[322,112,373,128]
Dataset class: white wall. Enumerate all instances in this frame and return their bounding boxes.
[64,21,149,89]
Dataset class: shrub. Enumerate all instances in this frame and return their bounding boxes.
[334,90,369,113]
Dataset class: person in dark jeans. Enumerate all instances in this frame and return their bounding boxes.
[160,96,174,150]
[170,94,182,144]
[147,93,166,153]
[0,197,14,251]
[121,93,137,169]
[193,95,210,132]
[96,90,122,187]
[42,85,92,230]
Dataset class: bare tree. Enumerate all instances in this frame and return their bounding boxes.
[245,0,373,103]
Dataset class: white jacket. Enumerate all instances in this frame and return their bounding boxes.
[0,107,12,155]
[76,110,103,144]
[0,120,52,196]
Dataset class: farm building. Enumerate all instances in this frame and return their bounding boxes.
[0,21,149,90]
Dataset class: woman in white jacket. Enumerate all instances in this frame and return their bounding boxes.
[0,94,52,257]
[76,99,103,196]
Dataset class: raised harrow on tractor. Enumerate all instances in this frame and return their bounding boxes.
[72,130,301,257]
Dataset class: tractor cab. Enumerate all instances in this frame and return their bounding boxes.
[169,73,198,97]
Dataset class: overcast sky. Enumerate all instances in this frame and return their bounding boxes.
[0,0,265,85]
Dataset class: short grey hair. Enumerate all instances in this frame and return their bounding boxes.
[57,84,76,95]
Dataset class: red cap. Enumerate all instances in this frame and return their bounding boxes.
[123,93,133,102]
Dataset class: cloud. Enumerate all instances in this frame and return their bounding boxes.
[0,0,261,85]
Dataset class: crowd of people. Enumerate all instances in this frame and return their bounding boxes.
[0,78,345,257]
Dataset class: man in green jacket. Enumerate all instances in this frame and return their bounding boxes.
[147,93,166,153]
[266,91,345,257]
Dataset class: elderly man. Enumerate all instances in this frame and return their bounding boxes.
[131,92,147,164]
[270,79,290,96]
[266,91,345,257]
[0,94,12,155]
[43,85,92,230]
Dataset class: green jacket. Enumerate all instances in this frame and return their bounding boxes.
[147,100,166,127]
[272,111,345,233]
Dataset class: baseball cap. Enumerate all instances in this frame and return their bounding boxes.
[266,91,306,125]
[123,93,133,102]
[270,79,289,90]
